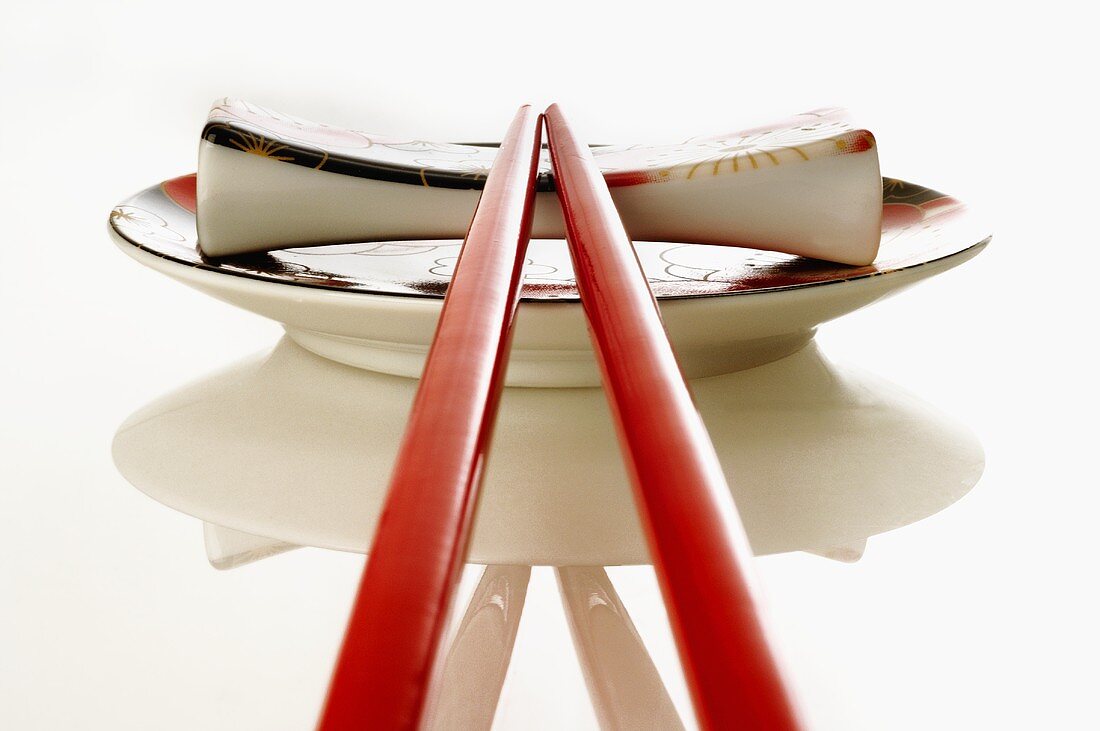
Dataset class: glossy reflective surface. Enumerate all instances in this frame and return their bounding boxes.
[112,338,984,565]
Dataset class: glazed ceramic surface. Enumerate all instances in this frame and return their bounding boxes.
[196,100,883,263]
[110,174,989,386]
[112,338,985,567]
[202,99,872,189]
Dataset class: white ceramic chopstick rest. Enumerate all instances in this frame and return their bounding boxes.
[196,98,881,265]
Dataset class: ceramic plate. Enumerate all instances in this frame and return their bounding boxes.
[114,174,977,300]
[110,175,988,386]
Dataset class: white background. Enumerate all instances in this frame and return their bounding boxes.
[2,1,1097,729]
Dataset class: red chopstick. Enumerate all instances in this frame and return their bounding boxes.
[317,106,543,731]
[544,104,805,731]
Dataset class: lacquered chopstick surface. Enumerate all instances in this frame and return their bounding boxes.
[544,104,804,731]
[317,106,543,731]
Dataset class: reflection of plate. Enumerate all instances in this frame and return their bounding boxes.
[112,338,985,567]
[110,175,988,386]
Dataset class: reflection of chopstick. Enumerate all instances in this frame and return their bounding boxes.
[317,107,543,730]
[424,566,531,730]
[544,104,804,731]
[556,566,686,730]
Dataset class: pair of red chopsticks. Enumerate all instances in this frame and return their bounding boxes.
[317,106,805,731]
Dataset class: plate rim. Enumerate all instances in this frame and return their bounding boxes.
[109,176,991,304]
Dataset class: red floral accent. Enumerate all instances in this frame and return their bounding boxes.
[922,196,963,217]
[603,169,670,188]
[840,130,876,154]
[882,203,924,228]
[161,174,197,214]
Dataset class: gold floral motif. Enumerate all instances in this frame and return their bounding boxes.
[590,114,865,182]
[110,205,186,243]
[229,131,294,161]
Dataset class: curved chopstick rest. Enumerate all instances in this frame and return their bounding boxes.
[196,98,881,265]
